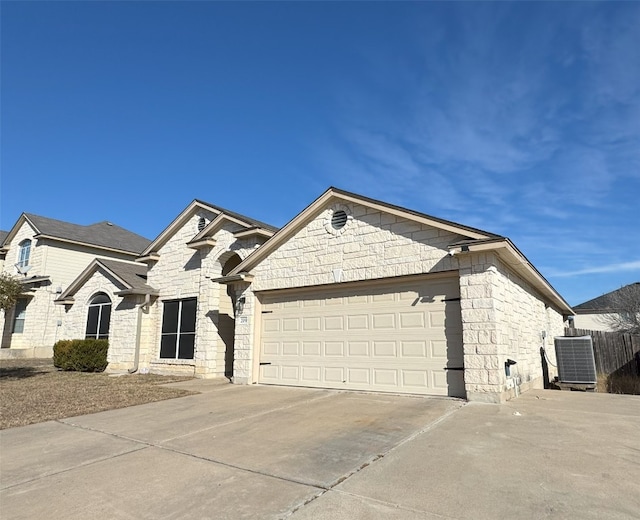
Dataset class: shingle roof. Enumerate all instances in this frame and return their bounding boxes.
[573,282,640,313]
[97,259,151,291]
[0,230,8,246]
[24,213,151,254]
[194,199,279,232]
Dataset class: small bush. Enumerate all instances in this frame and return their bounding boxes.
[597,372,640,395]
[53,339,109,372]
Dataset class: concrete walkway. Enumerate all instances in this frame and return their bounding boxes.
[1,384,639,519]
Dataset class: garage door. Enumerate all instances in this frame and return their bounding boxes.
[258,275,465,397]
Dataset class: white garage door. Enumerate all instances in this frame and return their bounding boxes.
[258,275,465,397]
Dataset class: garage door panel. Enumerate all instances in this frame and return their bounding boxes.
[347,341,369,356]
[399,312,425,328]
[324,341,344,356]
[324,316,344,330]
[301,366,321,382]
[373,369,397,386]
[325,367,344,382]
[302,342,321,356]
[373,341,396,357]
[347,314,368,330]
[259,275,465,397]
[282,342,299,356]
[401,340,427,357]
[402,370,428,387]
[348,368,370,384]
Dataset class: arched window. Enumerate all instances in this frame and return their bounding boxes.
[85,293,112,340]
[17,239,31,269]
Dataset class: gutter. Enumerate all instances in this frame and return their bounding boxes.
[128,293,150,374]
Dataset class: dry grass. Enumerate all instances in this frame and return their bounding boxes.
[597,372,640,395]
[0,358,196,430]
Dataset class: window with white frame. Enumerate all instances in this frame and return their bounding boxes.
[85,293,112,340]
[13,299,28,334]
[17,239,31,269]
[160,298,197,359]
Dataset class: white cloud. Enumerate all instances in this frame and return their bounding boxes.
[549,260,640,278]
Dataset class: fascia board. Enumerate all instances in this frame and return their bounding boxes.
[227,189,335,276]
[140,200,221,256]
[454,240,573,315]
[34,234,139,256]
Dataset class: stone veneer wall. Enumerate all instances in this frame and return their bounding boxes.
[59,268,141,371]
[1,220,138,355]
[233,203,466,384]
[459,252,564,403]
[141,211,266,377]
[233,203,566,402]
[0,221,64,353]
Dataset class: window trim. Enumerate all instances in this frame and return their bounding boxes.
[85,292,112,340]
[12,298,28,334]
[160,297,197,360]
[17,239,31,269]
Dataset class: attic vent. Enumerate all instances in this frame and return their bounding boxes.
[554,336,597,384]
[331,210,348,230]
[197,217,207,232]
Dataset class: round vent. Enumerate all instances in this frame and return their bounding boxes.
[197,217,207,232]
[331,210,348,230]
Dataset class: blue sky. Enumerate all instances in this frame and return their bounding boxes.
[1,2,638,306]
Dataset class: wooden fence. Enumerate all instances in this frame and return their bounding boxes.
[564,328,640,377]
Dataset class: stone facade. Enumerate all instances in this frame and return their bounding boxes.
[232,200,568,402]
[58,267,142,370]
[458,252,563,402]
[138,211,268,378]
[0,221,135,356]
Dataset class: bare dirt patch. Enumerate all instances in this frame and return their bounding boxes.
[0,358,196,430]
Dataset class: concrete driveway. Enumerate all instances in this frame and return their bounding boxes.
[1,384,639,520]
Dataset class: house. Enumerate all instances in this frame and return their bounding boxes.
[56,199,277,378]
[572,283,640,332]
[59,188,572,403]
[0,213,151,357]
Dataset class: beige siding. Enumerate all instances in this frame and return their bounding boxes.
[0,221,140,353]
[573,313,616,331]
[42,239,135,290]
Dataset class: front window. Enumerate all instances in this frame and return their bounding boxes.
[85,293,112,340]
[17,240,31,269]
[13,299,28,333]
[160,298,197,359]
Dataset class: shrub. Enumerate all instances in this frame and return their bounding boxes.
[53,339,109,372]
[597,372,640,395]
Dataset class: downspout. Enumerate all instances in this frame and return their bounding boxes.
[128,293,150,374]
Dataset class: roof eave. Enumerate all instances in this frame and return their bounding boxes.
[186,238,217,250]
[114,288,160,297]
[34,234,141,256]
[450,240,573,315]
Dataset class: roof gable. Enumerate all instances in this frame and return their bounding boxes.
[229,187,498,276]
[56,258,155,302]
[140,199,278,257]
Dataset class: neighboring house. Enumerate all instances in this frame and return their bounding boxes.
[56,199,277,378]
[572,283,640,332]
[59,188,572,403]
[0,230,8,272]
[0,213,151,357]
